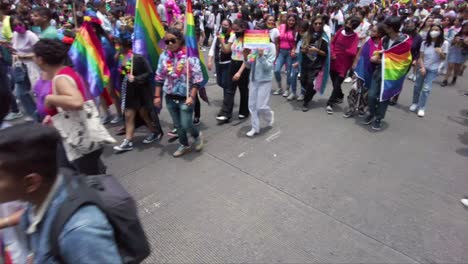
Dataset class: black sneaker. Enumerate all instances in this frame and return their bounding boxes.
[302,104,309,112]
[451,77,457,86]
[441,80,448,87]
[142,132,162,144]
[371,119,382,131]
[362,114,374,125]
[358,111,366,117]
[113,139,134,152]
[193,117,201,126]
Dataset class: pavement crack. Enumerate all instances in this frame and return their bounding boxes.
[205,151,421,264]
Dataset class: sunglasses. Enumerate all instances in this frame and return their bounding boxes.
[164,38,177,45]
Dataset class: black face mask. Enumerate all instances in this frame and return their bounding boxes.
[221,27,229,34]
[235,32,244,38]
[345,26,353,33]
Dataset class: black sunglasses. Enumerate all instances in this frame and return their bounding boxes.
[164,38,177,45]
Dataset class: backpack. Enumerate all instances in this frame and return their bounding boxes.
[49,168,151,264]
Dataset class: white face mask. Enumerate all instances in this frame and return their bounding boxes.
[429,30,440,38]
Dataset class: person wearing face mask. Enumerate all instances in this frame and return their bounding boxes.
[208,19,233,91]
[326,16,361,114]
[216,19,251,123]
[11,17,39,120]
[364,16,412,131]
[343,23,385,118]
[410,25,448,118]
[154,27,204,157]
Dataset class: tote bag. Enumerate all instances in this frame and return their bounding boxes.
[51,74,116,161]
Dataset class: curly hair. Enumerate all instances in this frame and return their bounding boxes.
[33,39,69,66]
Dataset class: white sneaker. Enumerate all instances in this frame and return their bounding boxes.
[268,111,274,127]
[409,104,418,112]
[417,109,425,117]
[273,88,282,95]
[326,105,334,114]
[296,95,304,101]
[344,77,352,83]
[246,129,258,137]
[282,90,290,97]
[461,198,468,208]
[287,93,296,101]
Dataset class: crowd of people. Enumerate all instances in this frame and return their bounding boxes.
[0,0,468,262]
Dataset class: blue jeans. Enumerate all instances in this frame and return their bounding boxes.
[274,48,293,88]
[15,81,37,118]
[166,95,200,146]
[412,69,438,110]
[290,63,303,95]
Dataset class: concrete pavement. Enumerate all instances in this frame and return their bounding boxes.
[103,64,468,263]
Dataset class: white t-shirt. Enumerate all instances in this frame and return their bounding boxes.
[12,31,39,55]
[269,28,279,43]
[420,40,449,71]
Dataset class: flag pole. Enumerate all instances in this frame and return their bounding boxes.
[72,1,78,29]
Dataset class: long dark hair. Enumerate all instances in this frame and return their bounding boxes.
[425,25,444,48]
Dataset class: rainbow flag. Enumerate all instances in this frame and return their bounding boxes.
[380,36,412,102]
[133,0,165,72]
[313,32,330,95]
[185,0,209,100]
[68,21,110,98]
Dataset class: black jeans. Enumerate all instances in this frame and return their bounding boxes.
[327,70,345,106]
[300,67,320,106]
[204,27,213,46]
[57,143,106,175]
[367,70,389,120]
[220,60,250,119]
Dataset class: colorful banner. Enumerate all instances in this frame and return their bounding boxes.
[243,30,271,49]
[380,36,412,102]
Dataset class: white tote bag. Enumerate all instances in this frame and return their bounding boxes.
[51,74,116,161]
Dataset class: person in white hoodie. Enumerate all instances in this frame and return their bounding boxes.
[242,23,276,137]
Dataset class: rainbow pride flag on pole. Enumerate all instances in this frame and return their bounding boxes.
[185,0,209,99]
[68,21,110,98]
[133,0,165,72]
[380,36,412,102]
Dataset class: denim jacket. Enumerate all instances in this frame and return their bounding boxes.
[245,43,276,82]
[20,176,122,264]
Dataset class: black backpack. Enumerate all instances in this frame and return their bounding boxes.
[50,168,151,264]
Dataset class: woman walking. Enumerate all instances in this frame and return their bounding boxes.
[442,21,467,86]
[244,24,276,137]
[11,16,39,120]
[33,39,107,174]
[216,19,251,123]
[300,15,329,112]
[113,38,163,152]
[154,27,204,157]
[410,25,449,117]
[273,14,297,97]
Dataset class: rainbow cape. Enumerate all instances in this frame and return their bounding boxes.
[133,0,165,72]
[68,21,110,98]
[314,32,330,95]
[185,0,209,103]
[354,38,378,89]
[380,35,412,102]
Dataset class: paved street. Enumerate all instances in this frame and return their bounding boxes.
[103,59,468,263]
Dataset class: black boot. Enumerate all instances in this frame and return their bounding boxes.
[451,77,457,86]
[441,80,448,87]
